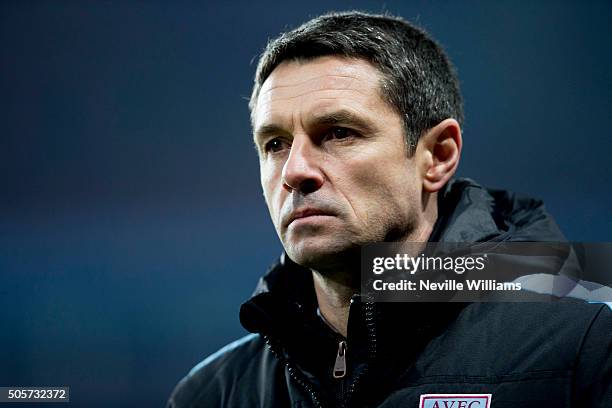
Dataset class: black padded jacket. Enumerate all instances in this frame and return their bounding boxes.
[168,179,612,407]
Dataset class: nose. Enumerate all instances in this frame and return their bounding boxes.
[281,136,324,194]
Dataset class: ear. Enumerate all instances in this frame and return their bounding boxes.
[416,118,462,193]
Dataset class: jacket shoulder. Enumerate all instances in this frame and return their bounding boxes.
[167,333,268,407]
[419,300,610,376]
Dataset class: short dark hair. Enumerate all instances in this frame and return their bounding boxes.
[249,11,464,153]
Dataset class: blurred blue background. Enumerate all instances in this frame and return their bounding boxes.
[1,1,611,406]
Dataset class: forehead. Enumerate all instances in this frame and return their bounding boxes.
[253,56,392,130]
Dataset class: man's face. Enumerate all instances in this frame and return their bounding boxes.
[252,56,422,270]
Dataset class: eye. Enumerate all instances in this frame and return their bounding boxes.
[263,138,286,153]
[324,127,356,141]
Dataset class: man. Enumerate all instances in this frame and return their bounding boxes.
[169,12,611,407]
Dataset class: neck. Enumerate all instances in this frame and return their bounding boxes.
[312,270,354,337]
[312,198,437,338]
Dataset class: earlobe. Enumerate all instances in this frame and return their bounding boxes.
[420,119,462,193]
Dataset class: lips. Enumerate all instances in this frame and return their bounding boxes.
[285,207,334,227]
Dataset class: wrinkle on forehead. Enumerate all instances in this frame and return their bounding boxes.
[255,90,376,127]
[257,57,381,102]
[258,73,360,103]
[253,57,391,130]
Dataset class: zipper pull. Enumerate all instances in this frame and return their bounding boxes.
[333,340,347,379]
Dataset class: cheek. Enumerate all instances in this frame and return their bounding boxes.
[260,165,283,220]
[349,159,417,216]
[350,150,410,189]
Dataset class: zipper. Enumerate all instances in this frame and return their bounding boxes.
[262,301,377,408]
[333,340,347,378]
[343,301,377,407]
[264,335,325,408]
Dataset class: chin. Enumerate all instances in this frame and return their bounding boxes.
[285,238,359,271]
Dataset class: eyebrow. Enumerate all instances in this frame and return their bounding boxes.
[253,109,376,144]
[254,124,287,141]
[310,110,376,133]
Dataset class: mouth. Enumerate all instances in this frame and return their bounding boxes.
[286,208,335,227]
